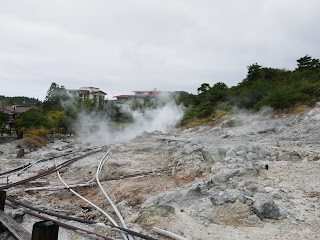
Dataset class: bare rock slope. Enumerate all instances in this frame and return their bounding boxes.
[0,107,320,239]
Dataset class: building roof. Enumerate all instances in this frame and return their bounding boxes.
[114,94,159,98]
[0,105,36,114]
[91,91,107,95]
[67,88,107,95]
[133,91,161,93]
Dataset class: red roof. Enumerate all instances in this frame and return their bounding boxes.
[114,95,135,98]
[0,106,36,114]
[14,106,35,114]
[133,91,161,93]
[91,91,107,95]
[114,94,159,99]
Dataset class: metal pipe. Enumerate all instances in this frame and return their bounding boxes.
[55,160,129,240]
[6,198,158,240]
[96,148,134,240]
[0,148,102,191]
[6,202,114,240]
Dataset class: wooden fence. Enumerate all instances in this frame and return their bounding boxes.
[0,191,59,240]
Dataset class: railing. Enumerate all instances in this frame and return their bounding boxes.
[0,191,58,240]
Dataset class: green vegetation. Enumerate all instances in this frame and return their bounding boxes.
[1,55,320,132]
[179,55,320,126]
[0,111,10,127]
[8,82,133,133]
[0,95,41,106]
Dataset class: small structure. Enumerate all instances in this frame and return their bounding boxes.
[0,105,36,120]
[66,87,107,106]
[114,89,161,103]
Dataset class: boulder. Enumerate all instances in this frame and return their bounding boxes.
[252,193,282,219]
[246,184,266,194]
[251,146,261,153]
[210,189,245,206]
[16,149,25,158]
[236,145,249,152]
[217,147,228,158]
[213,168,247,181]
[247,152,260,161]
[236,150,247,157]
[226,149,236,158]
[8,208,25,223]
[0,231,10,240]
[259,149,272,158]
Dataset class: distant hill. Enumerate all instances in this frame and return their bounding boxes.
[0,95,41,106]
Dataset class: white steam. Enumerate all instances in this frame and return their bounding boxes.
[75,100,184,145]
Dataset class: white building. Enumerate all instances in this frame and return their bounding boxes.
[67,87,107,106]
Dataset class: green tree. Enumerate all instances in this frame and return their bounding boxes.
[296,55,320,70]
[0,111,10,126]
[197,83,210,93]
[16,109,45,129]
[42,83,69,113]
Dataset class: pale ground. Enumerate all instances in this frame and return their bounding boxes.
[0,107,320,240]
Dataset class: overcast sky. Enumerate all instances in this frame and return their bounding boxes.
[1,0,319,100]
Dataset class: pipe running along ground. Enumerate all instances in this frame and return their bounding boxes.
[6,202,114,240]
[0,147,88,178]
[6,198,159,240]
[96,147,134,240]
[55,159,129,240]
[0,148,103,191]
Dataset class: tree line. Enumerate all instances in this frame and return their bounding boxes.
[178,55,320,125]
[1,55,319,132]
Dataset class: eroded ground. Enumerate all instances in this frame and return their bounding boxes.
[0,107,320,239]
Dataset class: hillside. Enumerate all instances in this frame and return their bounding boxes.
[0,105,319,239]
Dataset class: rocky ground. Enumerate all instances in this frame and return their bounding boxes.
[0,106,320,240]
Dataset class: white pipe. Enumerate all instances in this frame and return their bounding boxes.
[55,160,128,240]
[153,227,188,240]
[25,183,94,192]
[96,148,134,240]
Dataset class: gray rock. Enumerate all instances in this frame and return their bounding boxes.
[236,145,249,152]
[278,153,290,161]
[247,184,266,194]
[29,147,38,152]
[226,149,236,158]
[253,193,282,219]
[247,152,260,161]
[0,231,10,240]
[201,150,214,162]
[213,168,247,181]
[236,150,247,157]
[210,189,245,206]
[8,208,25,223]
[251,146,261,153]
[259,149,272,158]
[16,149,25,158]
[217,147,228,158]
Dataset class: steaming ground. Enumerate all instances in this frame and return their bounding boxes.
[0,105,320,239]
[76,101,184,145]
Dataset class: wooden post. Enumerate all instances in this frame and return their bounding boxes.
[31,221,59,240]
[0,191,6,233]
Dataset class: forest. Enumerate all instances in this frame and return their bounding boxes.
[1,55,320,133]
[178,55,320,125]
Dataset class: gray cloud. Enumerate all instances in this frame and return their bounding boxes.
[0,0,320,100]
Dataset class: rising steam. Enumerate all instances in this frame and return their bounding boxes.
[73,98,184,145]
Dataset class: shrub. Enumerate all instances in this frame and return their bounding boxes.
[223,118,243,128]
[25,129,49,137]
[23,136,46,148]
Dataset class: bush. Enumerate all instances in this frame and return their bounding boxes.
[25,129,49,136]
[23,136,46,148]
